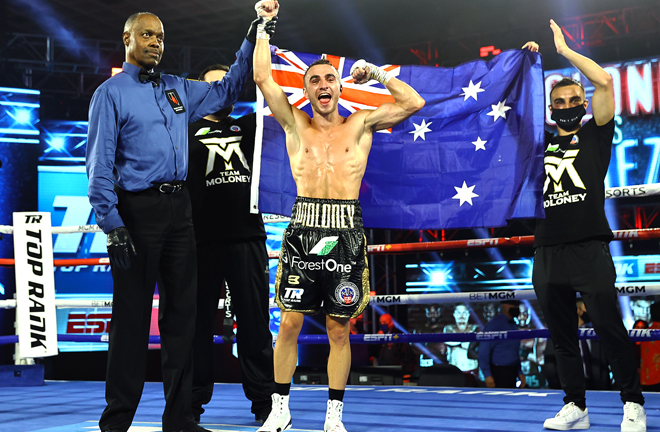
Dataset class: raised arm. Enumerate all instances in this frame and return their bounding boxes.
[253,36,296,133]
[550,19,614,125]
[350,60,425,132]
[252,2,298,134]
[185,1,279,122]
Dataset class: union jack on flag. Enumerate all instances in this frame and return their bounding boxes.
[259,50,399,124]
[251,48,546,230]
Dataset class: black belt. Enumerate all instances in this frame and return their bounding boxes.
[152,182,184,194]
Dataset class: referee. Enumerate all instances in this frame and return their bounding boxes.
[86,7,271,432]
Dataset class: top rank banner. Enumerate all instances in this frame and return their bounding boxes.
[13,212,58,358]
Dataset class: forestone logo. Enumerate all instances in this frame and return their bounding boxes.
[310,236,339,256]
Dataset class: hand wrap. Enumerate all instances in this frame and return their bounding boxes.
[350,59,391,84]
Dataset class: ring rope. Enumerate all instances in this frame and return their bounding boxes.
[1,227,659,267]
[0,282,653,310]
[0,328,657,346]
[0,183,657,236]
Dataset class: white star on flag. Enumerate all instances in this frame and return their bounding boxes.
[452,181,479,206]
[472,137,487,151]
[409,119,433,141]
[486,99,512,122]
[460,80,485,101]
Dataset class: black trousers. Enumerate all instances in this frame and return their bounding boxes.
[491,364,519,389]
[99,186,197,432]
[532,239,643,408]
[192,239,274,419]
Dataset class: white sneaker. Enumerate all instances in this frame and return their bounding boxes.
[543,402,590,430]
[622,402,646,432]
[324,400,347,432]
[257,393,292,432]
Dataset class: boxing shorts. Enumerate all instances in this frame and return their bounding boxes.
[275,197,370,318]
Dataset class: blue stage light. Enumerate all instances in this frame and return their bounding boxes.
[49,136,65,151]
[430,270,446,285]
[15,109,32,124]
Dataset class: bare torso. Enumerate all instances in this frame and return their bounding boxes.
[287,110,372,200]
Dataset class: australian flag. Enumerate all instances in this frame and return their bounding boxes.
[251,49,545,229]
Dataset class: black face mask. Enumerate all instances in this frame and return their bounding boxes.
[551,104,586,131]
[212,105,234,120]
[581,312,591,324]
[508,307,520,319]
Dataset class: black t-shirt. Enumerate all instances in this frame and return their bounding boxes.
[534,118,614,247]
[186,114,266,243]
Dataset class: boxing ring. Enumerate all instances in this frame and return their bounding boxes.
[4,380,658,432]
[1,188,660,431]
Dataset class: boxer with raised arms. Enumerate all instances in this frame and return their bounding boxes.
[252,2,425,431]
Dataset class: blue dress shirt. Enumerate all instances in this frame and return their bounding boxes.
[86,39,254,233]
[478,312,521,378]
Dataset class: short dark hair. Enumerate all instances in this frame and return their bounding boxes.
[550,77,585,99]
[501,300,521,306]
[303,58,337,83]
[124,12,159,33]
[199,64,230,81]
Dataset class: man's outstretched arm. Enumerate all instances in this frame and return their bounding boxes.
[549,19,614,125]
[253,3,297,136]
[351,60,425,132]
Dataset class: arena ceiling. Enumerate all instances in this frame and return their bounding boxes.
[1,0,659,113]
[4,0,660,66]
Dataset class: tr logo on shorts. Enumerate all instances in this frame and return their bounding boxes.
[283,288,304,302]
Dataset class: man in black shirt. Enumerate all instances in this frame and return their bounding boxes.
[187,64,274,425]
[531,20,645,432]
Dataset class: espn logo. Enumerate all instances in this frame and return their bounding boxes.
[66,312,112,334]
[645,263,660,274]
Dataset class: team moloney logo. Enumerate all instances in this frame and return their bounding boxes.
[543,149,585,194]
[201,136,249,174]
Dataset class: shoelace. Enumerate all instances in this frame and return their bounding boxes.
[557,403,578,418]
[326,403,344,428]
